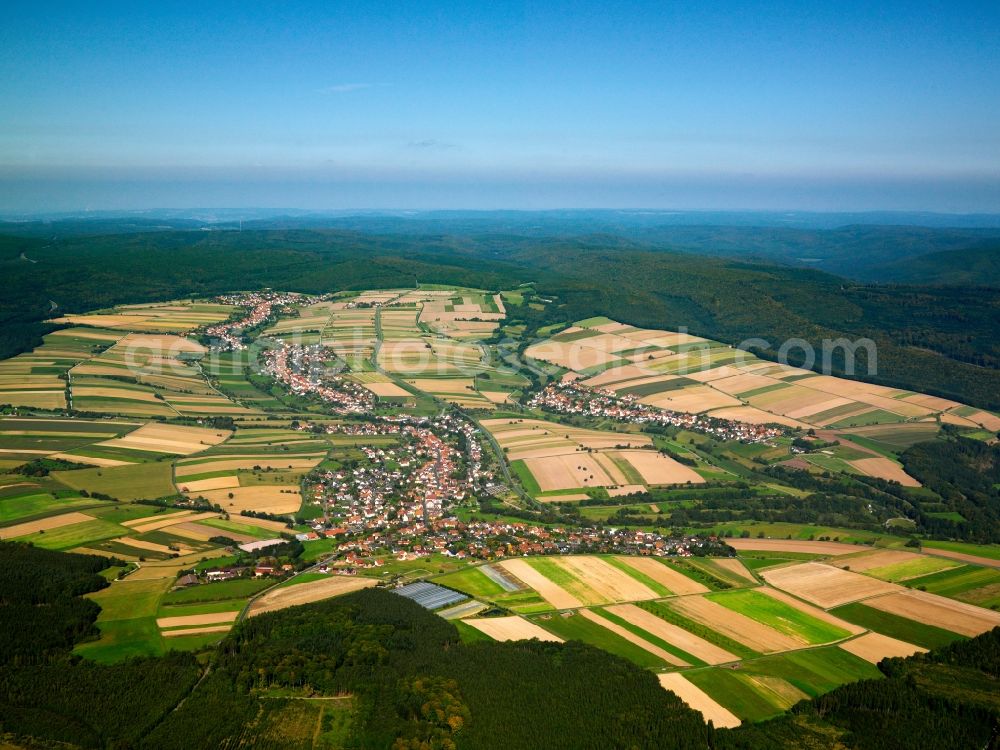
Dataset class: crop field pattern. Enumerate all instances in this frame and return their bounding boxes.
[4,285,1000,738]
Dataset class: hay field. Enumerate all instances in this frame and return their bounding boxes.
[464,615,564,643]
[53,301,231,333]
[762,563,901,608]
[668,596,803,653]
[193,486,302,515]
[576,609,689,666]
[498,558,582,609]
[728,539,869,555]
[863,589,1000,637]
[0,511,96,539]
[658,673,742,729]
[839,632,925,663]
[246,575,376,617]
[605,603,738,664]
[613,557,710,595]
[97,423,231,454]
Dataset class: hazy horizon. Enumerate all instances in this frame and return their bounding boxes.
[2,1,999,212]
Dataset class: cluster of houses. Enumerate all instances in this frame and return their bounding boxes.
[206,291,302,351]
[299,414,489,537]
[529,382,787,443]
[262,343,374,413]
[318,514,732,568]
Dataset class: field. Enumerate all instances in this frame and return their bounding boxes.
[761,562,902,607]
[483,418,703,497]
[245,575,376,617]
[464,615,563,643]
[526,317,986,461]
[438,544,1000,723]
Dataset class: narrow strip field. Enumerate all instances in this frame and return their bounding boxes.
[577,608,689,666]
[497,558,582,609]
[839,632,926,663]
[246,576,376,617]
[464,616,563,642]
[614,556,709,595]
[657,673,741,729]
[604,603,738,664]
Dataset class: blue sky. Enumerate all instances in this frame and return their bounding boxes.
[1,1,998,211]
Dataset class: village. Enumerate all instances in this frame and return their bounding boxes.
[204,291,303,351]
[261,342,375,413]
[529,381,789,443]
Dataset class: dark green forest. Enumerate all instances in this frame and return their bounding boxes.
[2,226,999,408]
[1,541,998,749]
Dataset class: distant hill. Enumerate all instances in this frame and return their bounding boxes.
[864,241,1000,287]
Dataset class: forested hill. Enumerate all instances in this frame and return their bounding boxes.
[2,227,999,409]
[864,241,1000,287]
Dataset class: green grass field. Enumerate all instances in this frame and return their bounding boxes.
[0,491,99,525]
[738,646,881,697]
[922,540,1000,561]
[591,607,706,666]
[197,517,281,540]
[864,556,961,582]
[14,517,129,550]
[707,590,851,644]
[434,566,508,600]
[829,602,964,650]
[900,565,1000,608]
[52,462,176,500]
[685,668,788,721]
[531,611,669,670]
[160,577,273,605]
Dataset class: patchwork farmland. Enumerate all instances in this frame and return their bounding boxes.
[525,317,1000,486]
[434,544,1000,724]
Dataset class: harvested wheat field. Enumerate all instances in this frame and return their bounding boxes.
[613,557,710,595]
[669,596,802,652]
[195,486,301,515]
[613,450,704,485]
[703,406,809,428]
[119,537,192,555]
[465,616,564,643]
[557,556,658,602]
[605,603,738,664]
[178,476,240,492]
[162,625,232,637]
[863,589,1000,637]
[246,576,377,617]
[522,453,621,491]
[121,509,196,528]
[49,453,131,467]
[839,632,926,664]
[125,511,219,535]
[849,457,921,486]
[762,563,901,608]
[0,512,96,539]
[498,558,582,609]
[98,423,231,454]
[756,588,864,635]
[727,538,868,555]
[156,611,239,629]
[576,609,689,666]
[657,673,742,729]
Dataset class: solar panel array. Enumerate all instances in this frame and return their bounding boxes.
[394,581,468,610]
